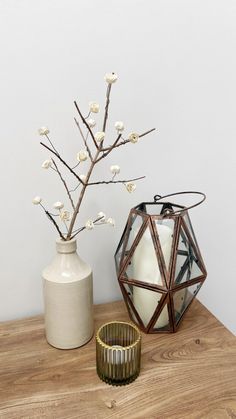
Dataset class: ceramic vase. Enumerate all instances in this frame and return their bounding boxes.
[42,238,93,349]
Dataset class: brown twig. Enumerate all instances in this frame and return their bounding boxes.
[45,134,59,155]
[66,147,101,239]
[101,128,156,152]
[87,175,145,186]
[71,162,80,170]
[74,101,98,150]
[70,216,105,240]
[69,183,81,193]
[45,210,65,240]
[52,159,75,210]
[74,117,93,162]
[102,83,112,132]
[70,226,85,239]
[95,133,122,164]
[40,142,85,185]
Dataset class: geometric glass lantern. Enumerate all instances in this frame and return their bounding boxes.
[115,192,207,333]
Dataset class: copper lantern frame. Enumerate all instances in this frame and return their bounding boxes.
[115,192,207,334]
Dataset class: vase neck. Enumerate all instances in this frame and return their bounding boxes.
[56,239,77,254]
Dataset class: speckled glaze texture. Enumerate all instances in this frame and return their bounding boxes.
[42,239,93,349]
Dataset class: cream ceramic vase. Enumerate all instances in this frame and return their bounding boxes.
[42,239,93,349]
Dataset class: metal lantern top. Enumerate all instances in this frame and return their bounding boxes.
[115,191,207,333]
[136,191,206,217]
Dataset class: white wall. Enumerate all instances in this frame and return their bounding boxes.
[0,0,235,334]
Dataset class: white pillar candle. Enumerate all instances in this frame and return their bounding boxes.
[132,224,173,328]
[110,345,127,364]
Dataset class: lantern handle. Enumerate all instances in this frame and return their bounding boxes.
[153,191,206,214]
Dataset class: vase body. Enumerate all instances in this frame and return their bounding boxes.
[42,239,93,349]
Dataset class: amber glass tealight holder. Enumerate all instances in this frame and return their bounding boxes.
[96,321,141,386]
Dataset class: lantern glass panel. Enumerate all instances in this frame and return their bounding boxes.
[174,226,203,285]
[127,300,141,326]
[143,203,184,216]
[124,224,166,288]
[121,212,145,266]
[183,212,198,246]
[153,218,175,272]
[173,282,202,324]
[144,203,164,215]
[122,282,164,328]
[152,302,171,331]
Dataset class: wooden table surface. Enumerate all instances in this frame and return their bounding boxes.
[0,300,235,419]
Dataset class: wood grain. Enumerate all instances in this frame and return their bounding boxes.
[0,300,235,419]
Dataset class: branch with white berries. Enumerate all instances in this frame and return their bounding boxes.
[40,141,86,185]
[51,159,75,210]
[34,72,156,240]
[74,117,93,162]
[74,101,99,150]
[87,175,145,188]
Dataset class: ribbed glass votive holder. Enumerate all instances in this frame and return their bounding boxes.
[96,321,141,386]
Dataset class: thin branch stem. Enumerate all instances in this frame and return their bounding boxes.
[40,142,85,185]
[45,134,59,155]
[87,175,145,186]
[101,128,156,152]
[45,211,65,240]
[52,159,75,210]
[84,111,91,119]
[102,83,112,133]
[74,101,98,150]
[74,117,93,162]
[39,203,65,240]
[66,147,101,239]
[95,133,121,164]
[71,162,80,170]
[70,216,104,240]
[70,226,85,239]
[62,219,69,233]
[69,183,81,193]
[94,216,106,224]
